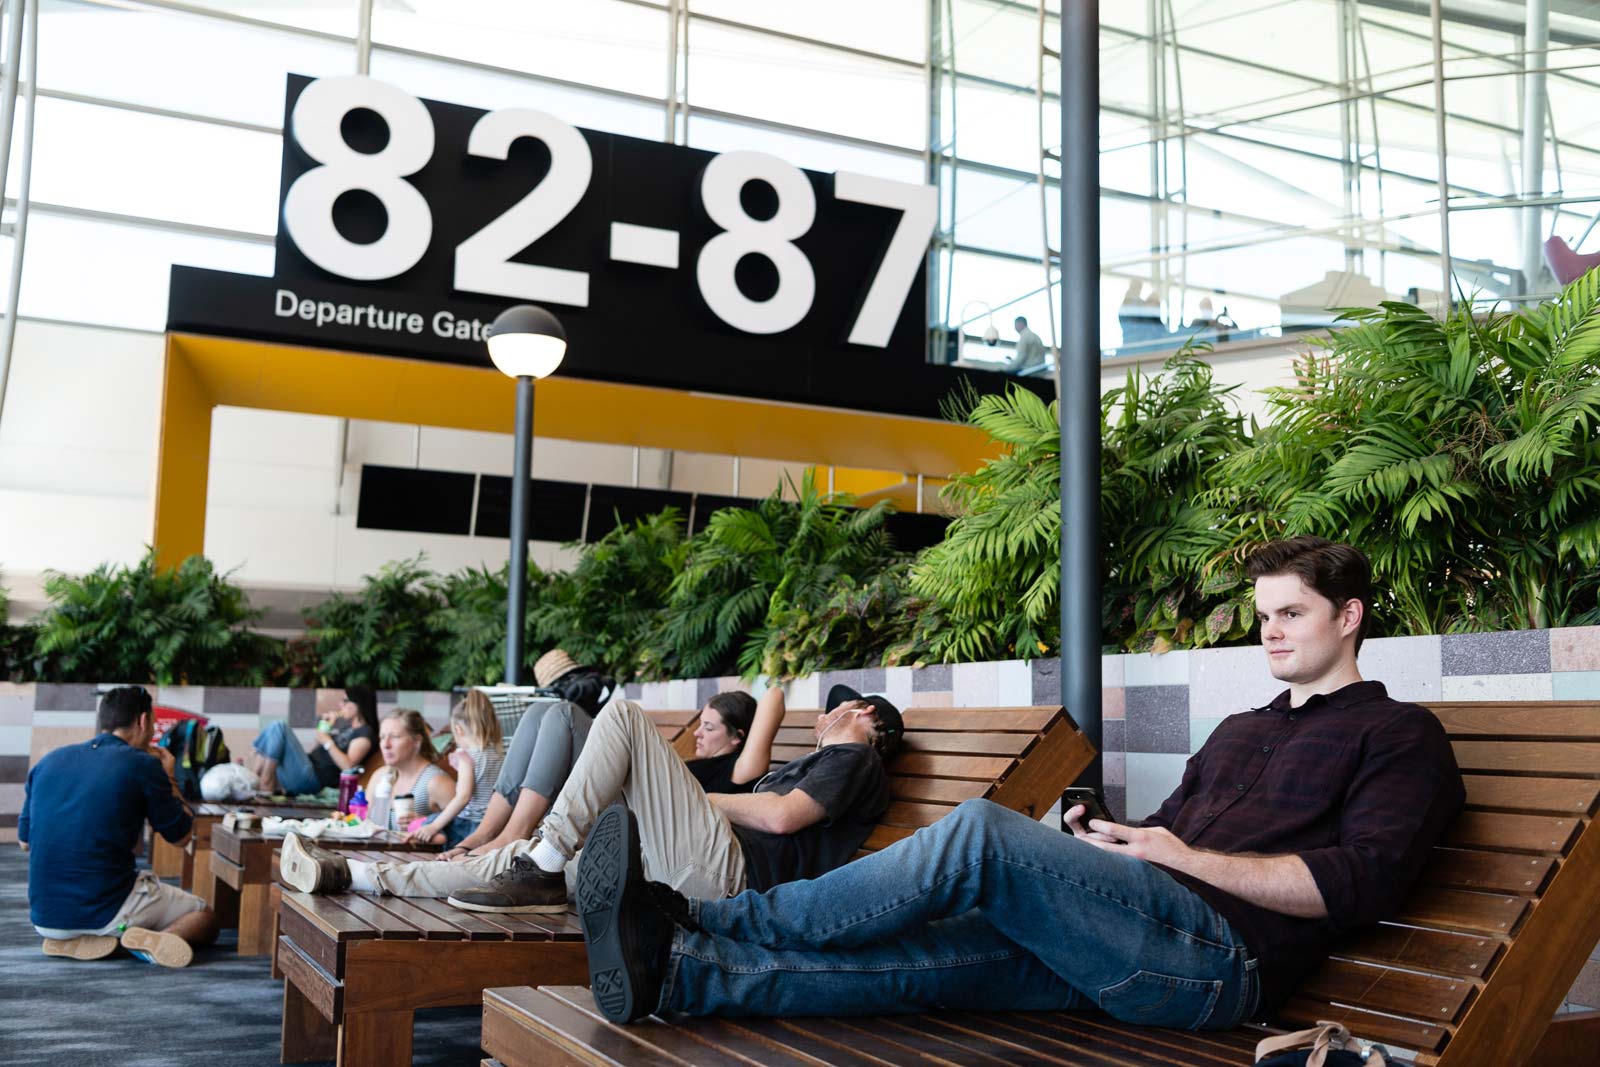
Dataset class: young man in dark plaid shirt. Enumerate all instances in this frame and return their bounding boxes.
[572,537,1467,1028]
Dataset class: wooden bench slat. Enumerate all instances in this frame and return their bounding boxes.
[539,986,761,1067]
[645,710,699,726]
[947,1017,1260,1067]
[362,894,466,940]
[901,1011,1117,1065]
[904,707,1061,731]
[778,707,1060,732]
[484,986,687,1067]
[1276,996,1450,1052]
[1462,774,1600,816]
[891,752,1016,781]
[1449,740,1600,776]
[1332,924,1502,980]
[514,907,586,941]
[1428,702,1600,739]
[694,1017,917,1067]
[1439,811,1579,854]
[1004,1010,1263,1063]
[455,908,558,942]
[881,800,960,829]
[403,895,512,940]
[1298,959,1475,1024]
[277,936,343,1023]
[773,727,1034,756]
[890,777,989,805]
[333,893,424,940]
[1422,848,1556,894]
[282,891,381,940]
[742,1017,992,1067]
[1395,887,1530,937]
[862,825,914,851]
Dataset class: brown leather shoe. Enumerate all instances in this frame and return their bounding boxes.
[447,855,568,913]
[280,832,351,894]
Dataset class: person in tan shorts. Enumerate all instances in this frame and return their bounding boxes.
[21,686,220,967]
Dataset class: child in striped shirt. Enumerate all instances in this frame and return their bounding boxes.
[409,691,504,848]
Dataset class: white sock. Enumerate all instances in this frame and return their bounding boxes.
[531,838,568,874]
[348,861,379,894]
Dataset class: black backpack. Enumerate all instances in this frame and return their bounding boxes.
[160,719,231,799]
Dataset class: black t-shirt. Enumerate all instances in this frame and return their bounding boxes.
[307,722,375,789]
[688,752,757,796]
[732,742,889,892]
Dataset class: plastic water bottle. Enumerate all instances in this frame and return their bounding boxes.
[347,788,368,823]
[368,771,393,830]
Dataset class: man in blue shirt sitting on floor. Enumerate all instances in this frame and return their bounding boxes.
[19,685,219,966]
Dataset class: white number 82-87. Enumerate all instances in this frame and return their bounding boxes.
[282,76,936,346]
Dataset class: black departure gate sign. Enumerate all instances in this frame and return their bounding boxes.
[167,74,1039,419]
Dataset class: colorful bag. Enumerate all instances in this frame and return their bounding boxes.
[161,719,231,799]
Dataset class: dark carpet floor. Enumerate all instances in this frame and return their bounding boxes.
[0,846,485,1067]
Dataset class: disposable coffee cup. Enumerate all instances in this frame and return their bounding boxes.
[390,796,415,830]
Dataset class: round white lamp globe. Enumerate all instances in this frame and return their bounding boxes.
[486,305,567,379]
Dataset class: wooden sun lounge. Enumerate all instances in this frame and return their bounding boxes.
[479,699,1600,1067]
[275,704,1092,1067]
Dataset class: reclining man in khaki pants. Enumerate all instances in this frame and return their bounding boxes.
[281,684,902,911]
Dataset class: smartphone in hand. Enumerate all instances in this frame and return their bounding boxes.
[1060,787,1113,834]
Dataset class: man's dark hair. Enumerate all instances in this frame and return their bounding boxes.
[706,691,757,742]
[97,685,153,734]
[1014,315,1028,327]
[1245,536,1374,652]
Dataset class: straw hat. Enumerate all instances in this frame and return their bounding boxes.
[533,648,582,687]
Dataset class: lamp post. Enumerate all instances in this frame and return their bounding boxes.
[486,304,567,685]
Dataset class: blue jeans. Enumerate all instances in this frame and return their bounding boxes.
[446,816,479,848]
[664,799,1259,1028]
[252,721,322,795]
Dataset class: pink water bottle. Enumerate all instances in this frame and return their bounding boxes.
[337,768,360,813]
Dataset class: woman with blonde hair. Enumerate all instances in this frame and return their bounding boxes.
[409,691,505,847]
[373,709,455,834]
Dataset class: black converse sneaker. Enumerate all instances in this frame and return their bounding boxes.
[447,854,568,913]
[280,833,351,894]
[576,804,674,1024]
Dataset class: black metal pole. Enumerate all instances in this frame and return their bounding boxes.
[1061,1,1102,785]
[505,374,535,685]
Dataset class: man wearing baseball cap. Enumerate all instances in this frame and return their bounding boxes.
[282,681,900,914]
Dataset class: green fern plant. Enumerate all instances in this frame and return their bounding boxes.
[757,555,931,677]
[32,549,272,684]
[1217,272,1600,633]
[655,471,898,678]
[1101,356,1253,652]
[303,556,446,689]
[532,509,685,682]
[910,383,1063,661]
